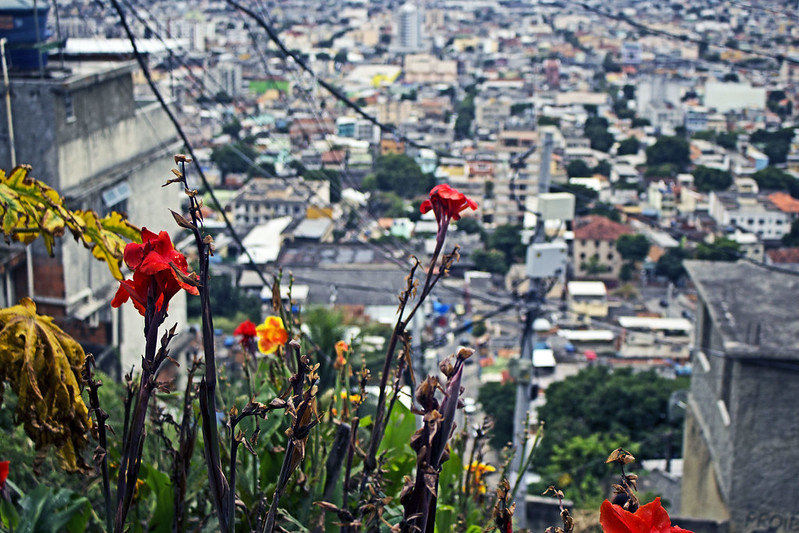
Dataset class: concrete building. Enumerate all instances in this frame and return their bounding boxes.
[571,215,633,280]
[566,280,608,321]
[0,61,185,374]
[709,191,795,240]
[681,260,799,531]
[397,2,422,52]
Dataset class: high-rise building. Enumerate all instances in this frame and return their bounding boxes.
[397,2,422,52]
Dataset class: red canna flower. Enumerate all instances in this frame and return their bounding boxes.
[111,228,199,316]
[600,498,693,533]
[256,316,288,355]
[234,320,257,340]
[420,184,478,223]
[0,460,8,490]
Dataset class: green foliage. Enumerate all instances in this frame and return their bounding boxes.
[616,234,650,263]
[631,117,651,129]
[302,306,346,390]
[695,238,740,261]
[537,115,560,127]
[477,381,515,450]
[186,272,260,322]
[454,93,476,140]
[471,248,508,274]
[488,224,524,266]
[580,255,611,275]
[557,182,598,212]
[373,154,432,198]
[567,159,592,178]
[692,165,732,192]
[584,116,615,152]
[0,485,91,533]
[456,217,483,235]
[593,160,612,177]
[644,163,677,179]
[646,136,690,168]
[783,219,799,247]
[589,202,622,222]
[221,117,242,139]
[532,366,689,507]
[656,247,691,283]
[716,131,738,150]
[750,127,796,165]
[211,142,259,177]
[510,102,532,117]
[752,166,799,198]
[617,137,640,156]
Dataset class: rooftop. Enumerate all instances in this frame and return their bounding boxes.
[573,215,633,241]
[685,260,799,360]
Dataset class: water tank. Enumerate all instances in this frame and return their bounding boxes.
[0,0,50,70]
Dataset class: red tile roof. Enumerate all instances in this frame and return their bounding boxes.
[573,215,634,241]
[768,192,799,213]
[767,248,799,264]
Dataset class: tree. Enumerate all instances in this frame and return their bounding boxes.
[580,255,611,275]
[211,142,259,179]
[531,366,688,507]
[186,272,260,323]
[221,117,242,139]
[589,202,621,222]
[695,238,740,261]
[567,159,592,178]
[538,115,560,127]
[617,137,639,156]
[584,117,614,152]
[592,160,612,177]
[692,165,733,192]
[454,93,476,140]
[751,166,794,191]
[656,247,690,283]
[616,234,650,263]
[488,224,524,266]
[646,136,690,168]
[304,168,342,203]
[477,381,516,450]
[471,248,508,274]
[373,154,432,198]
[716,131,738,150]
[750,128,796,165]
[782,219,799,247]
[631,117,651,128]
[456,217,483,235]
[557,182,599,213]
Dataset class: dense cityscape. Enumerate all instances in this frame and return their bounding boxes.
[0,0,798,531]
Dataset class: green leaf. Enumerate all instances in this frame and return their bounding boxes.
[140,462,175,533]
[14,486,90,533]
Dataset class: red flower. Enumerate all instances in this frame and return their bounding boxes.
[600,498,693,533]
[419,184,478,223]
[234,320,257,339]
[0,460,8,490]
[112,228,199,316]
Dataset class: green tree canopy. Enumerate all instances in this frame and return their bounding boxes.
[477,381,515,450]
[471,248,508,274]
[616,234,650,263]
[211,143,259,178]
[695,237,740,261]
[488,224,524,266]
[567,159,592,178]
[617,137,640,156]
[782,219,799,247]
[373,154,432,198]
[692,165,733,192]
[532,366,688,507]
[751,166,799,198]
[646,136,690,168]
[593,160,612,177]
[750,127,796,165]
[656,247,690,283]
[456,216,483,235]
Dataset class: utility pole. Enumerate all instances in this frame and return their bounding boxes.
[509,131,554,529]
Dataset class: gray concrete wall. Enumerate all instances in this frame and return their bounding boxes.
[727,362,799,533]
[681,409,730,522]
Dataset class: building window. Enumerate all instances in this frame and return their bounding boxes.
[580,253,586,259]
[607,253,614,260]
[64,93,76,122]
[101,181,131,216]
[595,240,600,247]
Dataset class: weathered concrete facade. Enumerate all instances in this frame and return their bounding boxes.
[681,261,799,533]
[0,61,185,375]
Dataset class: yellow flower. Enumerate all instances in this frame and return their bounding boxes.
[339,391,362,403]
[466,461,496,494]
[256,316,288,355]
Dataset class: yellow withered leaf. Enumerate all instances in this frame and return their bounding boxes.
[0,298,92,472]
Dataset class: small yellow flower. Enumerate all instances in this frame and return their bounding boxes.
[256,316,288,355]
[466,461,496,494]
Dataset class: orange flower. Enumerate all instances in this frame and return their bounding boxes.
[256,316,288,355]
[334,340,349,369]
[600,497,693,533]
